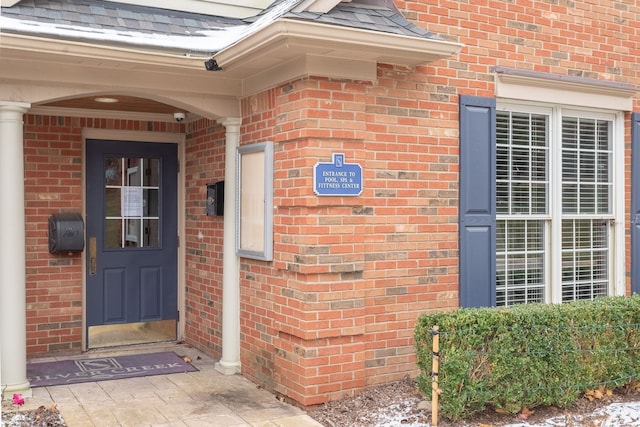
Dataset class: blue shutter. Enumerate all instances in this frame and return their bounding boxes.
[459,96,496,307]
[632,113,640,294]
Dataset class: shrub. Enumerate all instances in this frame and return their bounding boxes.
[414,295,640,420]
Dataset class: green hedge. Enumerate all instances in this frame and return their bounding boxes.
[414,296,640,420]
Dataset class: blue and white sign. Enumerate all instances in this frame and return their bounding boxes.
[313,153,362,196]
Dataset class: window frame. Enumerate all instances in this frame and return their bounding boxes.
[496,100,625,304]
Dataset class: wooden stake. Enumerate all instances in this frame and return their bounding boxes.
[432,325,440,426]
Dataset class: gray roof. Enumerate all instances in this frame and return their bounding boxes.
[1,0,243,36]
[285,0,438,40]
[1,0,439,51]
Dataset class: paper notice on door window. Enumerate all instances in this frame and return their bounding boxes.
[121,187,143,217]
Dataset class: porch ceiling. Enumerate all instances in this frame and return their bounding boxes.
[0,34,242,119]
[41,96,187,115]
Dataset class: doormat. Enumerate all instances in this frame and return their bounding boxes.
[27,351,198,387]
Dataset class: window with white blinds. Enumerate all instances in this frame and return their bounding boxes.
[496,105,618,306]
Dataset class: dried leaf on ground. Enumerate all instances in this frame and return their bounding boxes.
[307,378,640,427]
[1,403,65,427]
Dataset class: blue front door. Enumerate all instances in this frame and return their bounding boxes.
[86,139,178,347]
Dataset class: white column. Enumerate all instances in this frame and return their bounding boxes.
[215,117,242,375]
[0,102,31,399]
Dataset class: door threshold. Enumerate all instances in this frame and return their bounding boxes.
[88,320,176,349]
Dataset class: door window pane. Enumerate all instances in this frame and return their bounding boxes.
[104,219,122,248]
[104,158,122,186]
[144,219,160,247]
[104,156,160,249]
[144,159,161,186]
[105,188,120,217]
[125,218,141,246]
[144,189,159,216]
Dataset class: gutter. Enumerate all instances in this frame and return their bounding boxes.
[213,18,464,70]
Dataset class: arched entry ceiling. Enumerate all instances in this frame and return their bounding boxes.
[42,96,188,115]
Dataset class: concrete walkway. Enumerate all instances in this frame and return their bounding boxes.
[6,343,323,427]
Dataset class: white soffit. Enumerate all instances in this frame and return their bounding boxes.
[213,19,463,77]
[241,54,376,96]
[495,67,637,111]
[0,0,21,6]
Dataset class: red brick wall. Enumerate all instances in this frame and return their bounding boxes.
[235,0,640,406]
[23,115,182,356]
[401,0,640,293]
[183,118,226,357]
[236,72,461,406]
[24,115,84,355]
[237,89,279,390]
[401,0,640,99]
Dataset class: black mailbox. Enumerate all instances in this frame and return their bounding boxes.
[206,181,224,216]
[48,213,85,253]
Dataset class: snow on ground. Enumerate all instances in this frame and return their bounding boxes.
[372,400,428,427]
[307,378,640,427]
[501,401,640,427]
[366,400,640,427]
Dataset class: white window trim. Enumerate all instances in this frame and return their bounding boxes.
[613,111,626,297]
[495,68,636,112]
[497,100,625,303]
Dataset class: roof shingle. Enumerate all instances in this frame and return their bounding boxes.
[285,0,439,40]
[0,0,441,54]
[2,0,243,36]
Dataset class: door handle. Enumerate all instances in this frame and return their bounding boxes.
[89,237,97,276]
